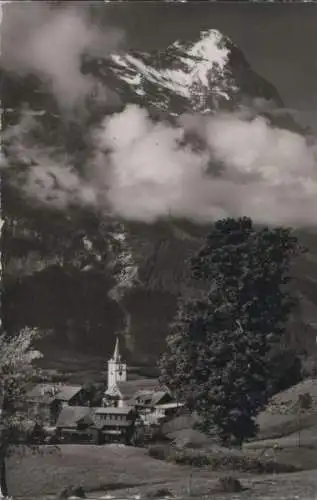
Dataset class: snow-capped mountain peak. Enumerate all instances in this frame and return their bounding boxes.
[109,29,236,113]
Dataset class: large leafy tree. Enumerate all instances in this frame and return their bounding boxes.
[159,217,305,445]
[0,327,44,497]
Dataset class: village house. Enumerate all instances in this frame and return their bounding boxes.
[92,406,136,444]
[26,383,89,426]
[56,406,93,443]
[56,405,136,445]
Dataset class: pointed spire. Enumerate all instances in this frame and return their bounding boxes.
[112,335,120,361]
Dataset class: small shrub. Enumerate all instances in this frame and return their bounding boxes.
[148,443,300,474]
[173,449,210,467]
[57,485,86,499]
[218,476,243,493]
[148,444,171,461]
[147,487,173,498]
[297,392,312,410]
[209,454,300,474]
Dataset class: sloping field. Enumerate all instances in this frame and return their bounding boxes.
[256,378,317,440]
[5,442,317,500]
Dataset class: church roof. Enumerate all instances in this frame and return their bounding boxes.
[110,335,122,362]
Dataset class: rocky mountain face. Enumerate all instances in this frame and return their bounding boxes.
[2,29,317,368]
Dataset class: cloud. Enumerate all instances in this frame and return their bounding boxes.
[1,2,124,111]
[2,114,97,209]
[4,103,317,227]
[20,160,97,209]
[91,105,211,221]
[182,112,317,226]
[91,105,317,227]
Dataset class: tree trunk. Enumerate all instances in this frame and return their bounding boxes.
[0,458,8,498]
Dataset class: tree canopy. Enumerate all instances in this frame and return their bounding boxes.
[159,217,305,445]
[0,327,44,497]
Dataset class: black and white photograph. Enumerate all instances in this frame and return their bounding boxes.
[1,1,317,499]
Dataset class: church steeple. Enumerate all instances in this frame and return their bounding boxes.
[107,335,127,392]
[112,335,120,362]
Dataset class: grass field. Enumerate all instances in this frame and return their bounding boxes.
[7,444,190,498]
[6,444,317,500]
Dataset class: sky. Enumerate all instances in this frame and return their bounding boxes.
[2,1,317,228]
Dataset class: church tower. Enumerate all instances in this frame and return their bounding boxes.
[107,335,127,391]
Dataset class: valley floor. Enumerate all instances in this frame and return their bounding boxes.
[6,444,317,500]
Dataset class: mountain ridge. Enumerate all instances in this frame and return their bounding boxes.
[2,28,317,367]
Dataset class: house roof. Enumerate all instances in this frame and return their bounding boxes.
[154,402,184,410]
[130,390,173,408]
[56,406,93,429]
[26,384,60,404]
[135,390,155,398]
[94,418,131,429]
[55,385,82,402]
[94,406,133,415]
[151,391,172,406]
[116,379,165,401]
[134,392,154,406]
[26,384,82,404]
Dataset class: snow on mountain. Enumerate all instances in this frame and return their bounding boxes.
[109,29,238,113]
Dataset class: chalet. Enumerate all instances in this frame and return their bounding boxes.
[134,390,184,425]
[55,405,137,445]
[26,383,89,425]
[26,384,60,426]
[92,406,136,445]
[56,406,94,443]
[149,401,184,422]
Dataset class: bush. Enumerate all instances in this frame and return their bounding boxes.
[148,445,210,467]
[297,392,313,410]
[208,454,300,473]
[217,476,243,493]
[148,444,171,461]
[147,488,173,498]
[57,485,86,499]
[267,347,303,397]
[173,449,210,467]
[148,444,301,474]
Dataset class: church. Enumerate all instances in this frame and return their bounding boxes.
[102,337,182,419]
[105,335,128,401]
